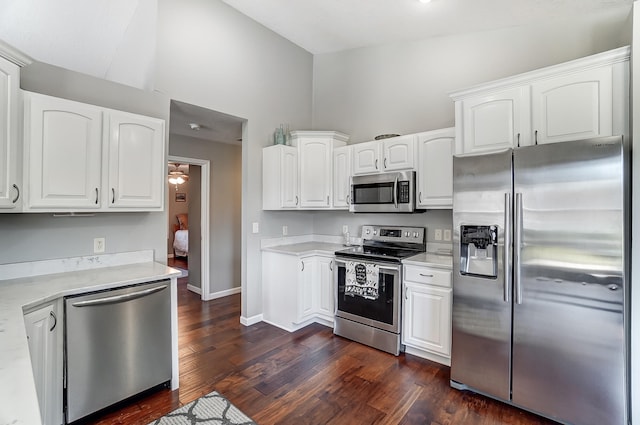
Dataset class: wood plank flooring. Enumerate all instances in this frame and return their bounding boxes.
[83,267,559,425]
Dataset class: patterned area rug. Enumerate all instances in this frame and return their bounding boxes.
[148,391,256,425]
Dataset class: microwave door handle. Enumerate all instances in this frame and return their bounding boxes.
[393,176,398,209]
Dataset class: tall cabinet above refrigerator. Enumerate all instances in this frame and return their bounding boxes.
[450,136,628,425]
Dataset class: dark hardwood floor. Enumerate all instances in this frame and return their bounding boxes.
[85,265,558,425]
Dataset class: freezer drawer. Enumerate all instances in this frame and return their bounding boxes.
[65,280,172,423]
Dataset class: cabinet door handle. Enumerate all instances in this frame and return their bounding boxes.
[419,192,422,203]
[11,184,19,203]
[384,158,387,169]
[329,261,333,271]
[95,187,99,205]
[295,195,299,206]
[111,188,116,204]
[346,195,350,205]
[301,261,305,271]
[327,195,329,205]
[49,311,57,332]
[517,133,520,148]
[375,159,378,170]
[534,130,538,145]
[419,273,433,278]
[405,286,409,300]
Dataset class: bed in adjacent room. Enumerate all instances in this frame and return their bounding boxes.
[173,214,189,258]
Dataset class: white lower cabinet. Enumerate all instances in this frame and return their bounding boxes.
[402,265,452,365]
[262,251,335,331]
[23,300,63,425]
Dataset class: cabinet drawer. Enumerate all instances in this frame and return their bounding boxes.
[404,266,451,288]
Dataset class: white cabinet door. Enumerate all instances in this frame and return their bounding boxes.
[107,110,165,209]
[24,92,103,209]
[417,128,454,209]
[298,257,315,322]
[531,66,613,145]
[403,282,452,357]
[262,145,298,209]
[24,301,63,425]
[457,86,531,154]
[332,146,351,209]
[316,256,334,319]
[381,135,416,171]
[298,139,331,208]
[0,56,20,209]
[352,140,380,175]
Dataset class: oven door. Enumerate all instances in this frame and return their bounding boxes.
[334,257,401,333]
[349,171,415,213]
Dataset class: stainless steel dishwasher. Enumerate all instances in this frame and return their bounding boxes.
[64,279,172,423]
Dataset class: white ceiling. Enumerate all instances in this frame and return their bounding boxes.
[220,0,633,54]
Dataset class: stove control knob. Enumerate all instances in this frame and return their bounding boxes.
[366,229,371,235]
[413,232,419,238]
[373,230,378,235]
[405,231,410,237]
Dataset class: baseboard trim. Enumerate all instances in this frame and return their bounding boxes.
[187,284,202,295]
[240,314,263,327]
[202,286,241,301]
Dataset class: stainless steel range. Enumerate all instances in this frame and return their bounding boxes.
[334,225,426,355]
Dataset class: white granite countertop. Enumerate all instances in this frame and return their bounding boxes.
[0,251,180,425]
[262,241,346,256]
[403,252,453,269]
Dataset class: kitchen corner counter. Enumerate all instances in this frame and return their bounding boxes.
[261,241,346,256]
[0,251,180,425]
[403,252,453,269]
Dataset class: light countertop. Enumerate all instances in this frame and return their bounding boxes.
[262,241,346,256]
[0,253,180,425]
[403,252,453,269]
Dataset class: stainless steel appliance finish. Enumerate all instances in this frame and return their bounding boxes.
[334,225,426,355]
[451,136,628,425]
[65,280,172,423]
[349,170,419,213]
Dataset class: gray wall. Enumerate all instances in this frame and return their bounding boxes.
[312,7,632,142]
[168,133,241,296]
[156,0,314,319]
[0,61,169,265]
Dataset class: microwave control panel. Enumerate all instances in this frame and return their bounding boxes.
[398,181,410,203]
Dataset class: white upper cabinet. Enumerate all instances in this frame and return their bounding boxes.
[416,128,454,209]
[24,92,103,210]
[107,110,165,209]
[353,135,416,175]
[332,145,351,209]
[531,66,613,145]
[262,144,298,209]
[457,86,531,154]
[0,55,21,210]
[380,134,417,171]
[23,91,167,212]
[352,140,380,175]
[451,46,629,155]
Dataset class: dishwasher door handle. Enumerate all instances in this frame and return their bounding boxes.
[71,285,168,307]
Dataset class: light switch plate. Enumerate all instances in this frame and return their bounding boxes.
[252,222,259,233]
[282,225,288,236]
[443,229,452,241]
[434,229,442,241]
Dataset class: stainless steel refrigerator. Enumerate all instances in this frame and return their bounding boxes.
[450,136,628,425]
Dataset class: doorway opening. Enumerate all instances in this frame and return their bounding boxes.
[167,99,244,302]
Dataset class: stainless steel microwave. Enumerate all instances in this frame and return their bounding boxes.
[349,170,419,213]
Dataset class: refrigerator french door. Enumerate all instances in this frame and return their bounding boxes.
[451,136,627,425]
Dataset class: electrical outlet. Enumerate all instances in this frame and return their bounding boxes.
[282,225,288,236]
[252,222,259,234]
[342,225,349,234]
[443,229,452,241]
[93,237,105,253]
[434,229,443,241]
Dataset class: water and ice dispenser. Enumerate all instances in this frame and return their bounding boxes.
[460,225,498,278]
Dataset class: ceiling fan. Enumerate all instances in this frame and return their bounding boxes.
[168,163,189,187]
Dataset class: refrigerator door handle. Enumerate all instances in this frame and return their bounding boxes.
[514,192,523,304]
[503,193,511,303]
